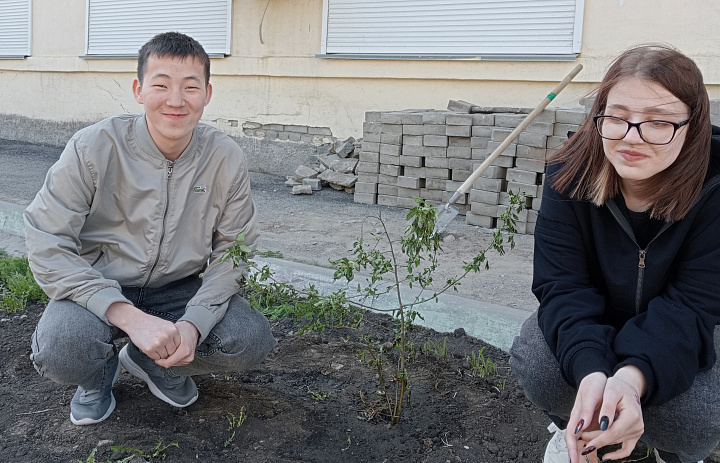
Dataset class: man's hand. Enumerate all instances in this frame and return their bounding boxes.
[156,321,200,368]
[107,301,181,361]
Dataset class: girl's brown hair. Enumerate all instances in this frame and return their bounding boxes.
[549,45,711,221]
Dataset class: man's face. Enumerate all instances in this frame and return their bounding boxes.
[133,54,212,160]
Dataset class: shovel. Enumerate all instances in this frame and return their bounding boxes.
[434,63,584,234]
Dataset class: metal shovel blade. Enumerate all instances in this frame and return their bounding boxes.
[433,203,459,235]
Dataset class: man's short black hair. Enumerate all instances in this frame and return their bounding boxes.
[137,32,210,86]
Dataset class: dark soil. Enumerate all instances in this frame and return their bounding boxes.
[5,304,716,463]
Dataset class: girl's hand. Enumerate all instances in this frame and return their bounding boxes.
[580,366,646,461]
[566,372,607,463]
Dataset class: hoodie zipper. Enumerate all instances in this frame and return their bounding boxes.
[605,200,670,314]
[606,176,720,314]
[143,160,174,287]
[636,250,646,314]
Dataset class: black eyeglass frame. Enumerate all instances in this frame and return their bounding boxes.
[592,115,690,145]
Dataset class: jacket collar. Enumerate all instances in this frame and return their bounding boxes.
[134,115,199,166]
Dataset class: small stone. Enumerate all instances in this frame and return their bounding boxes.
[284,177,302,187]
[331,363,344,370]
[292,185,313,195]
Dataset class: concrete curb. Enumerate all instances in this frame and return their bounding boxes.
[251,257,529,352]
[0,200,25,238]
[0,199,529,352]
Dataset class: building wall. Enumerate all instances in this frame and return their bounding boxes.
[1,0,719,144]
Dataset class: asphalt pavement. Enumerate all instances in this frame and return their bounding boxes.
[0,138,531,351]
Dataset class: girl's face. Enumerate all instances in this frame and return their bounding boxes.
[601,77,690,188]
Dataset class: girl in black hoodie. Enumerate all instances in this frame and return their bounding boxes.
[510,45,720,463]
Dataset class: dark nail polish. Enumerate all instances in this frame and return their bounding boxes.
[600,415,609,431]
[574,419,584,434]
[581,446,596,456]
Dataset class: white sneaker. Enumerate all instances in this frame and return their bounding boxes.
[544,422,569,463]
[653,448,702,463]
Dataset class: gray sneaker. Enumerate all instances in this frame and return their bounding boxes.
[119,343,198,408]
[70,349,121,425]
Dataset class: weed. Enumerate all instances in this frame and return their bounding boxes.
[110,439,178,461]
[224,408,247,447]
[422,337,447,357]
[219,235,363,333]
[308,388,329,401]
[257,250,284,258]
[496,379,506,392]
[469,347,498,379]
[0,252,48,313]
[76,448,98,463]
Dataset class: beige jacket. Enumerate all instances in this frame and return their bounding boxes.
[24,114,259,341]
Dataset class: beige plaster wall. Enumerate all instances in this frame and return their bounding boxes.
[1,0,719,139]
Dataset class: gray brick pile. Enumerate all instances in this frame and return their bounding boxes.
[353,107,588,235]
[242,121,335,144]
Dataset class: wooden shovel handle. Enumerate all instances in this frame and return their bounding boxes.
[451,63,584,200]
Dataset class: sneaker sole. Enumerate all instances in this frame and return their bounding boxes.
[70,359,121,425]
[119,344,198,408]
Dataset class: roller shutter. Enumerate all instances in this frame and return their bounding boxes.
[322,0,584,59]
[85,0,231,56]
[0,0,31,58]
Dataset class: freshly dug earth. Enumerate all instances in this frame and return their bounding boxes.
[3,303,712,463]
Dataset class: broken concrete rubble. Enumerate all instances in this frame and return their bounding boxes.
[302,178,322,191]
[318,170,357,188]
[293,165,319,180]
[327,158,358,174]
[285,136,360,195]
[292,184,313,195]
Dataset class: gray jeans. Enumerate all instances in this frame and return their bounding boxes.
[509,313,720,463]
[31,276,277,391]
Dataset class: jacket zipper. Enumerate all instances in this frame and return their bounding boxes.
[90,249,104,266]
[142,160,174,287]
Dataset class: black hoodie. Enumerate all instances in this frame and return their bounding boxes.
[533,126,720,406]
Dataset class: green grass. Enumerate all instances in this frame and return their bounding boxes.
[0,248,48,313]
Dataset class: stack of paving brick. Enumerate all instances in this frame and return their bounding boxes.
[242,121,334,143]
[353,107,589,235]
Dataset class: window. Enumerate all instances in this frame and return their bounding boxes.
[0,0,32,58]
[321,0,584,60]
[85,0,231,57]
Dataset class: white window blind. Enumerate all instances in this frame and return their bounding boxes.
[321,0,584,59]
[85,0,231,56]
[0,0,31,58]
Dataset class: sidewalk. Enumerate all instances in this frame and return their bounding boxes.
[0,139,532,351]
